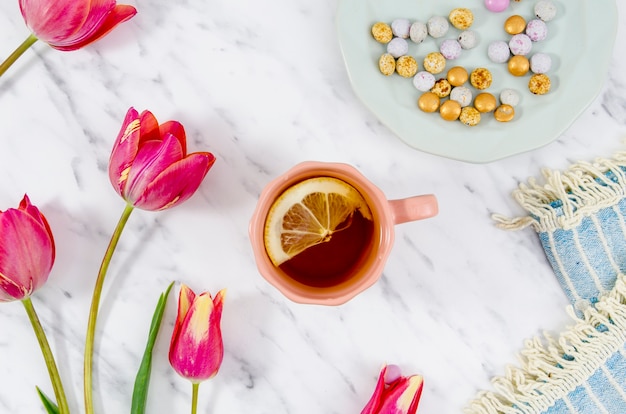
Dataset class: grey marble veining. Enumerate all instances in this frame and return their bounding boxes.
[0,0,625,413]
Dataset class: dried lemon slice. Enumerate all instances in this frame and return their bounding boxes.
[263,177,372,266]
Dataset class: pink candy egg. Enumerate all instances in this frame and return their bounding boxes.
[485,0,510,13]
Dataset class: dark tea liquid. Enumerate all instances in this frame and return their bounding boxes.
[278,208,375,288]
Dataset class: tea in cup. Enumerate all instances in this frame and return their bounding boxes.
[249,161,438,305]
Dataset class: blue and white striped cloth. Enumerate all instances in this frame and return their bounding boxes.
[466,153,626,414]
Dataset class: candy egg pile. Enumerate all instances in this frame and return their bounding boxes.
[487,0,557,95]
[370,0,560,127]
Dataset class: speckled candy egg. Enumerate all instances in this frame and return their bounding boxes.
[470,68,493,90]
[423,52,446,74]
[440,39,462,60]
[396,55,418,78]
[450,86,473,107]
[526,19,548,41]
[413,71,436,91]
[458,30,478,49]
[487,40,511,63]
[449,8,474,30]
[431,78,452,98]
[530,53,552,74]
[387,37,408,58]
[409,21,428,44]
[509,33,532,56]
[459,107,481,126]
[391,19,411,39]
[529,73,551,95]
[378,54,396,76]
[371,22,393,44]
[427,16,449,38]
[535,0,557,22]
[500,88,520,106]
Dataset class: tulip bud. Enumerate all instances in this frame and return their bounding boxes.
[361,364,424,414]
[169,285,226,382]
[0,195,55,302]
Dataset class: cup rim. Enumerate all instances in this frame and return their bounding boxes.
[249,161,395,305]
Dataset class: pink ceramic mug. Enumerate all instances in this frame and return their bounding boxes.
[249,161,438,305]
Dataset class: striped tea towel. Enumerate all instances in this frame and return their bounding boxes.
[465,152,626,414]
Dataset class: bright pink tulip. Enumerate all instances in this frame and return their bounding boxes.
[109,107,216,211]
[0,195,55,302]
[169,285,226,382]
[18,0,136,51]
[361,364,424,414]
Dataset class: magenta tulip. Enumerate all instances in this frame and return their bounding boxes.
[361,364,424,414]
[0,195,55,302]
[18,0,136,51]
[169,285,226,383]
[109,108,216,211]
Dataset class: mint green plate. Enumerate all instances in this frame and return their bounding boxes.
[336,0,617,163]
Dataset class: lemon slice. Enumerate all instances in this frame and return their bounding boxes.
[264,177,373,266]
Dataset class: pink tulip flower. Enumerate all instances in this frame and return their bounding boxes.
[361,364,424,414]
[169,285,226,382]
[109,108,216,211]
[0,195,55,302]
[18,0,137,51]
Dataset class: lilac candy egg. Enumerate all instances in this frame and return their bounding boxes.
[526,19,548,41]
[391,18,411,39]
[509,34,532,56]
[488,40,511,63]
[387,37,408,58]
[440,39,462,60]
[530,53,552,73]
[413,71,436,91]
[450,86,473,107]
[484,0,510,13]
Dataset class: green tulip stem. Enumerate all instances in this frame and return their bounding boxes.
[22,297,70,414]
[191,383,200,414]
[83,203,134,414]
[0,34,38,78]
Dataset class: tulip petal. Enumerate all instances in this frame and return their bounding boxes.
[124,135,185,203]
[169,284,196,354]
[160,121,187,155]
[132,152,216,211]
[361,365,388,414]
[378,375,424,414]
[109,107,141,197]
[19,0,92,44]
[138,110,162,144]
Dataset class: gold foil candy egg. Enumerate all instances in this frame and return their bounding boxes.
[474,93,497,112]
[439,99,462,121]
[418,92,440,112]
[447,66,469,87]
[508,55,530,76]
[494,104,515,122]
[504,15,526,35]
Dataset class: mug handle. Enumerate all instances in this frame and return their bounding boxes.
[389,194,438,225]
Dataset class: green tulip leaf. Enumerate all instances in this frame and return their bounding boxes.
[130,281,175,414]
[36,386,60,414]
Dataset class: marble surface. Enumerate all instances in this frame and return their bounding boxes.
[0,1,625,413]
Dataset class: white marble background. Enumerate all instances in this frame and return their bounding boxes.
[0,0,625,413]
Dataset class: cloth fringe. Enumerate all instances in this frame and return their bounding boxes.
[492,152,626,233]
[464,274,626,414]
